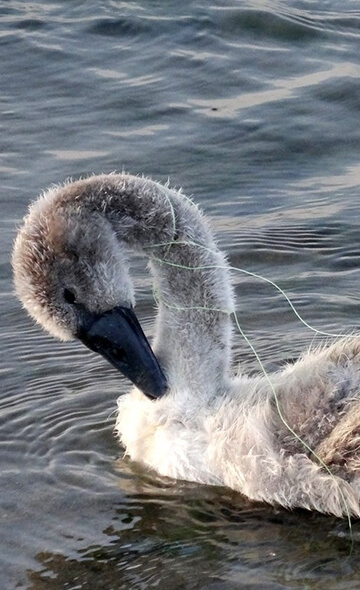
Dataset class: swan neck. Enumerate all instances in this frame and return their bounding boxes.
[57,174,234,395]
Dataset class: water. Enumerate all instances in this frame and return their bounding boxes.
[2,0,360,587]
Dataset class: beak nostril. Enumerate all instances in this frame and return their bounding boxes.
[111,347,127,363]
[87,335,108,352]
[86,335,127,363]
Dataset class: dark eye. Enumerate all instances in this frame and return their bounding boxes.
[63,288,76,304]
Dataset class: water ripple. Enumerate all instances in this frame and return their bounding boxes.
[3,1,360,588]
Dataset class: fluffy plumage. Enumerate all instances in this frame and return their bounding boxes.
[12,173,360,516]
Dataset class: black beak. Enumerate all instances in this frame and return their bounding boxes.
[77,306,167,400]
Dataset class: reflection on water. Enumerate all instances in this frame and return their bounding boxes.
[26,470,360,589]
[3,0,360,588]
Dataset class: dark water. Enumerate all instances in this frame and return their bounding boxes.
[2,1,360,588]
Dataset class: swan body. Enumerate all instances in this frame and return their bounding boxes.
[12,174,360,517]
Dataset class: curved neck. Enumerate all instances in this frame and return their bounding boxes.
[58,174,234,397]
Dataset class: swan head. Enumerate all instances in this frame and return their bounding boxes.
[12,188,167,400]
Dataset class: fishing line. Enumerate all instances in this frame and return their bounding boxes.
[148,238,358,339]
[146,236,356,531]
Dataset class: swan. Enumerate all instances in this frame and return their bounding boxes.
[12,173,360,517]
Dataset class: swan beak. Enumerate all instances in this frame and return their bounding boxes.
[77,306,168,400]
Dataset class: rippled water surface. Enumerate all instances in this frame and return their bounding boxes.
[3,1,360,588]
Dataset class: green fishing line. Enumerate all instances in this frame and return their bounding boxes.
[145,236,356,533]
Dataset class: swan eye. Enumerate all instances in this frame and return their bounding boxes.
[63,288,76,305]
